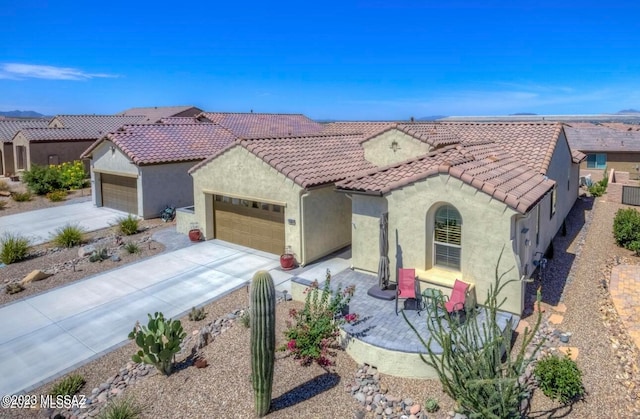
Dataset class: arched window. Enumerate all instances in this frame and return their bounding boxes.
[434,205,462,270]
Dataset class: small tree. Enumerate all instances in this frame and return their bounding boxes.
[403,249,544,418]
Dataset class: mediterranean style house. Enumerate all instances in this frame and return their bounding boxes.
[183,121,584,314]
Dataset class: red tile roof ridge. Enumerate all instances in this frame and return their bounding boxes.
[239,132,364,141]
[199,111,309,116]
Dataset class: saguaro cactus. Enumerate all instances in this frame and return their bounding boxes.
[250,270,276,417]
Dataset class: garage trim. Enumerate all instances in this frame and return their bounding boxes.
[203,189,286,208]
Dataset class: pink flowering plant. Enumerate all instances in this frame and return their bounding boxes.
[280,269,357,367]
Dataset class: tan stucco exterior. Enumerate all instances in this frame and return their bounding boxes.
[191,146,351,264]
[579,151,640,181]
[362,130,432,166]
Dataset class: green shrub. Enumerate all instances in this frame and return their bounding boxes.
[280,270,356,366]
[52,224,84,248]
[588,173,608,197]
[22,164,63,194]
[46,189,67,202]
[613,208,640,250]
[117,215,139,236]
[98,396,143,419]
[534,354,584,403]
[11,191,32,202]
[0,233,30,264]
[0,180,10,191]
[424,397,440,413]
[57,161,87,190]
[188,306,207,321]
[123,242,140,254]
[629,241,640,256]
[51,374,85,397]
[128,312,186,375]
[89,247,109,262]
[240,309,251,328]
[5,283,25,295]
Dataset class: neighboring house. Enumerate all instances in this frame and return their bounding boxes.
[336,122,584,314]
[564,123,640,182]
[198,112,325,136]
[0,118,48,176]
[117,106,202,122]
[13,107,203,172]
[12,115,146,171]
[81,123,237,218]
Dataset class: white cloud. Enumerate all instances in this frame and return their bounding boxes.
[0,63,119,80]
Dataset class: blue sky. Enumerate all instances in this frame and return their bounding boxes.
[1,1,639,120]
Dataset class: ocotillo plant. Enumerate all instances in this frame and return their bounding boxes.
[250,270,276,417]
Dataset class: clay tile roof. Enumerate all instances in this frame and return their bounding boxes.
[440,121,563,174]
[198,112,324,138]
[81,124,238,165]
[17,127,100,142]
[320,121,398,140]
[396,123,462,147]
[117,106,202,123]
[159,117,207,124]
[0,118,49,142]
[564,124,640,152]
[51,115,147,134]
[337,141,555,214]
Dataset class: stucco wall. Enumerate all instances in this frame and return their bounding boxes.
[363,130,431,167]
[17,139,94,171]
[579,152,640,181]
[140,162,197,219]
[2,143,14,175]
[191,146,304,260]
[350,195,388,273]
[12,133,29,171]
[302,186,352,262]
[352,174,523,313]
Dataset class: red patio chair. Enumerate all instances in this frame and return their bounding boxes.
[395,268,419,315]
[444,279,469,315]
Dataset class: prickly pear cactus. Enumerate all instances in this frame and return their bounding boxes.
[128,312,186,375]
[250,270,276,417]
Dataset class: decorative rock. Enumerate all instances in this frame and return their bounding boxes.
[355,392,366,405]
[110,254,121,262]
[20,269,52,284]
[410,404,421,415]
[78,245,96,257]
[385,407,393,415]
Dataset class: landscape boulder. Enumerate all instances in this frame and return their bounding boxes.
[78,245,96,258]
[20,270,52,284]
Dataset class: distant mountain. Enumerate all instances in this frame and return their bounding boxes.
[618,109,640,114]
[0,110,45,118]
[511,112,537,116]
[418,115,447,121]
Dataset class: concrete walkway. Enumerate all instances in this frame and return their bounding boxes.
[0,201,127,245]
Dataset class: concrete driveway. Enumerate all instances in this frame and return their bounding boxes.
[0,201,127,245]
[0,240,283,396]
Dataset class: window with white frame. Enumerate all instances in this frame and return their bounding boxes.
[550,186,557,219]
[586,153,606,169]
[434,205,462,270]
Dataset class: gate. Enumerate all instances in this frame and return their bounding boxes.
[622,186,640,206]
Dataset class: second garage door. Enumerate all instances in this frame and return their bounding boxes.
[214,195,285,255]
[101,173,138,214]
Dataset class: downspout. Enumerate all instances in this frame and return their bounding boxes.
[298,188,310,266]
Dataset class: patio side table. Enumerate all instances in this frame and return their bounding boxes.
[422,288,445,316]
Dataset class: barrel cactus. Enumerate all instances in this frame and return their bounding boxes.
[250,270,276,417]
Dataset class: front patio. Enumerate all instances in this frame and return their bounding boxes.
[305,269,519,379]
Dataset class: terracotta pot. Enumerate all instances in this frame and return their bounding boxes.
[280,253,295,270]
[188,229,201,242]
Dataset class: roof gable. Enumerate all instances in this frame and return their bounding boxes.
[0,119,49,142]
[118,106,202,123]
[48,115,147,135]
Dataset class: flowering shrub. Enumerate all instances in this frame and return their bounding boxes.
[22,161,87,195]
[280,270,356,366]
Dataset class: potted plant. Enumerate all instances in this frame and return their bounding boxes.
[280,246,296,270]
[188,222,202,242]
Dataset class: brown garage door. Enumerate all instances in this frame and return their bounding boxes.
[101,173,138,214]
[214,195,285,254]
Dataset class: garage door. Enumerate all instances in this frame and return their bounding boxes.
[214,195,285,254]
[101,173,138,214]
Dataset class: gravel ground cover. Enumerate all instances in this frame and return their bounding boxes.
[4,192,640,418]
[0,179,92,217]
